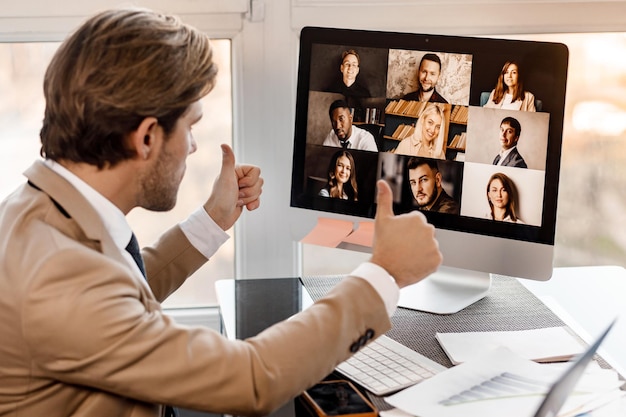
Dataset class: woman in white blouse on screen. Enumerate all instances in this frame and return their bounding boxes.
[484,60,536,112]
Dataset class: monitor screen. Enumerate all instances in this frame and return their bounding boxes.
[290,27,568,314]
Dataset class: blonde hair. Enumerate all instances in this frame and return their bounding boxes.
[40,8,218,167]
[416,103,446,154]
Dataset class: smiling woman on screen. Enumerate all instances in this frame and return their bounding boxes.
[319,150,359,201]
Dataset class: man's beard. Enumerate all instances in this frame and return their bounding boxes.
[416,189,437,208]
[137,148,181,212]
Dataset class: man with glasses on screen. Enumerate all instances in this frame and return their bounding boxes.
[0,7,441,417]
[327,49,372,109]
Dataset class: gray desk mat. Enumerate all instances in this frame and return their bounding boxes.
[302,274,569,369]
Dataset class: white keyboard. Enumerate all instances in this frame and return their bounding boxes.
[336,335,446,396]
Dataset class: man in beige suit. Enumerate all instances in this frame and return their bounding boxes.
[0,8,441,417]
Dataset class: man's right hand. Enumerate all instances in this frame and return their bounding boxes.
[203,144,263,231]
[369,180,442,288]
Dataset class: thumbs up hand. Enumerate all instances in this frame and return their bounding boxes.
[370,180,442,288]
[204,144,264,231]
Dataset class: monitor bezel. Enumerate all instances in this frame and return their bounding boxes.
[291,26,569,246]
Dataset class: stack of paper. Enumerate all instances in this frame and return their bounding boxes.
[435,327,586,365]
[383,347,623,417]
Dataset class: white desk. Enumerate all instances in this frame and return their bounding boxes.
[520,266,626,377]
[521,266,626,416]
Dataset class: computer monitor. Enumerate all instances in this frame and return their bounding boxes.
[290,27,568,314]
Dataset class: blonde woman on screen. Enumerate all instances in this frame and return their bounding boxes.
[484,60,536,111]
[394,103,446,160]
[486,172,524,223]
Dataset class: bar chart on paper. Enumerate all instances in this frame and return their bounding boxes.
[385,347,623,417]
[438,371,551,406]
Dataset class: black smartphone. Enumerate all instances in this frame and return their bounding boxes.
[300,380,378,417]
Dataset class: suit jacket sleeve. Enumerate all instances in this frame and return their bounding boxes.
[24,242,391,416]
[142,224,208,302]
[521,91,536,111]
[510,148,528,168]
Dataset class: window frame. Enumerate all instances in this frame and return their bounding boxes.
[0,1,248,313]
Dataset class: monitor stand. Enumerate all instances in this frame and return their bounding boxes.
[398,266,492,314]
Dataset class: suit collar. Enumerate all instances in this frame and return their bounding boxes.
[24,161,128,268]
[499,146,518,161]
[42,160,133,251]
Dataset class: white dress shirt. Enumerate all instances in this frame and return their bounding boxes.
[322,125,378,151]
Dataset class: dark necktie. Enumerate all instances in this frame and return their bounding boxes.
[164,406,179,417]
[125,234,179,417]
[493,154,501,165]
[340,140,350,149]
[125,233,146,278]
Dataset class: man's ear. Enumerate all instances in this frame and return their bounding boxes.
[435,171,443,187]
[128,117,160,160]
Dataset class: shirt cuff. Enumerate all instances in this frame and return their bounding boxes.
[179,207,230,259]
[349,262,399,317]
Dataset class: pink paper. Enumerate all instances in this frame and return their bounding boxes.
[342,221,374,247]
[300,217,355,248]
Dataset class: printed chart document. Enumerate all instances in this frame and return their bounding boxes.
[436,327,585,365]
[385,347,622,417]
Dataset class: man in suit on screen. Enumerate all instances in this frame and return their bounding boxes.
[492,116,528,168]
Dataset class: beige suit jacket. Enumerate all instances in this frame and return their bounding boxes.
[0,161,391,417]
